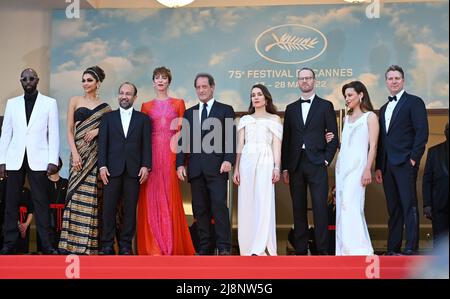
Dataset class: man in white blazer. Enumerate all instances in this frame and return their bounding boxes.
[0,68,60,255]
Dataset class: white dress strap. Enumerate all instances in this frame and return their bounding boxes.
[237,115,254,131]
[264,118,283,140]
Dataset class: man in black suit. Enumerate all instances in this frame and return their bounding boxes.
[375,65,429,255]
[98,82,151,255]
[176,73,236,255]
[281,67,338,255]
[422,123,448,246]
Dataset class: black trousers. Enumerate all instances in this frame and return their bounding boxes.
[3,155,53,251]
[16,228,31,254]
[101,173,139,250]
[432,205,449,248]
[289,151,329,255]
[383,161,420,252]
[190,173,230,253]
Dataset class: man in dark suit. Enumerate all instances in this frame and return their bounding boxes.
[375,65,429,255]
[281,67,339,255]
[176,73,236,255]
[98,82,151,255]
[422,123,448,247]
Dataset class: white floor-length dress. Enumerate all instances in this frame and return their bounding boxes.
[237,115,282,256]
[335,111,374,256]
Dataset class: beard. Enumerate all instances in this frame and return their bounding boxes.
[300,85,314,93]
[120,99,132,109]
[23,85,37,94]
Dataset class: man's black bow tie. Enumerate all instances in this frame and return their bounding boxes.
[388,95,397,102]
[300,99,311,104]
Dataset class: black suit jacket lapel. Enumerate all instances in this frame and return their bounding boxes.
[191,103,199,129]
[190,104,199,143]
[442,143,449,176]
[304,96,319,128]
[295,100,305,128]
[379,104,387,135]
[127,109,138,138]
[208,101,219,120]
[113,110,126,139]
[389,92,408,133]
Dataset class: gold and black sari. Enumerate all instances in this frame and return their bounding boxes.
[59,103,111,255]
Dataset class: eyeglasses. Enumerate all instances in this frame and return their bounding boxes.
[298,76,314,81]
[82,78,95,83]
[20,76,38,82]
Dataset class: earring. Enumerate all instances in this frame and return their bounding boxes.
[359,97,362,103]
[96,84,100,99]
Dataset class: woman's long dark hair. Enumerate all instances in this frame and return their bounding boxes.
[341,81,374,115]
[248,84,277,115]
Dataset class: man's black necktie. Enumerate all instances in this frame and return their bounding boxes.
[300,99,311,104]
[388,95,397,102]
[201,103,208,137]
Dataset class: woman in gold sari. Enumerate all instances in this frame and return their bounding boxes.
[58,66,111,255]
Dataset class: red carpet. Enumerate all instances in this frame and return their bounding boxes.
[0,255,427,279]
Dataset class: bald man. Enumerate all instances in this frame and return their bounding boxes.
[0,68,60,255]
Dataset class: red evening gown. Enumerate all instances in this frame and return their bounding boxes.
[137,98,195,255]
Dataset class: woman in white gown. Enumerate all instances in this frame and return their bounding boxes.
[335,80,379,256]
[233,84,282,256]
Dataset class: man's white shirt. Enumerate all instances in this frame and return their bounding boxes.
[385,89,404,133]
[301,94,315,149]
[198,98,215,125]
[120,107,133,137]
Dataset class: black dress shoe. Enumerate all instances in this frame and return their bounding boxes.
[99,247,115,255]
[119,249,133,255]
[42,248,59,255]
[0,247,15,255]
[385,251,401,256]
[218,249,231,256]
[196,248,214,255]
[401,250,418,256]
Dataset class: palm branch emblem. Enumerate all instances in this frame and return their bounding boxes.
[265,33,318,52]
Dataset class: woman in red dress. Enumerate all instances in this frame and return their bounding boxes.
[137,66,195,255]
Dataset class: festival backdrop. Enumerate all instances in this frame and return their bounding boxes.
[50,2,449,176]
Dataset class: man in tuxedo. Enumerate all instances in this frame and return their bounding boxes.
[281,67,338,255]
[422,123,448,247]
[0,68,60,255]
[375,65,429,255]
[176,73,236,255]
[98,82,151,255]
